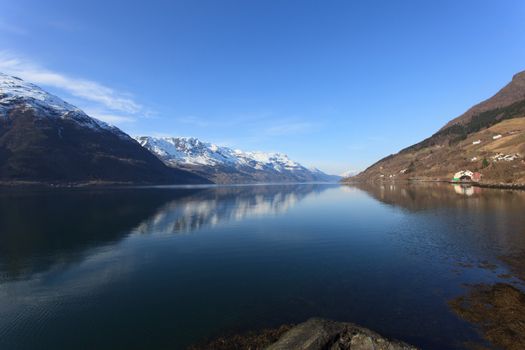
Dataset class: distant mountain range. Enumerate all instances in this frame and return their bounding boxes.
[345,70,525,184]
[135,136,340,184]
[0,72,336,185]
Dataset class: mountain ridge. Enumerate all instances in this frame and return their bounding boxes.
[441,70,525,131]
[135,135,340,184]
[346,70,525,184]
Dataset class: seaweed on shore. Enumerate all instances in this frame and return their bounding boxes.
[449,283,525,350]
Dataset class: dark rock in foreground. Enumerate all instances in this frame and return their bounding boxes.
[266,318,418,350]
[189,318,418,350]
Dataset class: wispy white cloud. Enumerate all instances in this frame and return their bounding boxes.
[96,114,136,124]
[83,109,137,124]
[0,51,143,125]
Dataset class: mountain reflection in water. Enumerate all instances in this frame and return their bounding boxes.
[350,182,525,280]
[0,184,330,280]
[134,185,328,234]
[352,182,525,214]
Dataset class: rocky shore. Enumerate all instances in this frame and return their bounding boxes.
[474,182,525,190]
[189,318,418,350]
[266,318,418,350]
[342,178,525,191]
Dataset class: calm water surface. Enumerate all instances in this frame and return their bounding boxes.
[1,183,525,349]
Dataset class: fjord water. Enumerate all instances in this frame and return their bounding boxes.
[1,184,524,349]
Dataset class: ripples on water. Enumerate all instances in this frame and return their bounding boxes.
[0,183,524,349]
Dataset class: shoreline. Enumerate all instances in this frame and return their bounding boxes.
[0,180,342,189]
[342,178,525,191]
[0,180,214,189]
[474,182,525,190]
[0,180,138,188]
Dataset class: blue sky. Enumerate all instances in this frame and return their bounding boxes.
[1,0,524,174]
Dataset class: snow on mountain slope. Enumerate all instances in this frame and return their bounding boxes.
[0,72,208,184]
[238,151,304,172]
[135,136,338,183]
[135,136,302,171]
[0,72,125,137]
[135,137,238,166]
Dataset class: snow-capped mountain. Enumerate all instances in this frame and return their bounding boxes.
[135,136,304,170]
[135,136,340,183]
[0,73,208,184]
[0,73,126,137]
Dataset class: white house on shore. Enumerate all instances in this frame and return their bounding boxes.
[493,134,502,140]
[452,170,482,182]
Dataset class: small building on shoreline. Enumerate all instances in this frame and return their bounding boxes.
[452,170,482,182]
